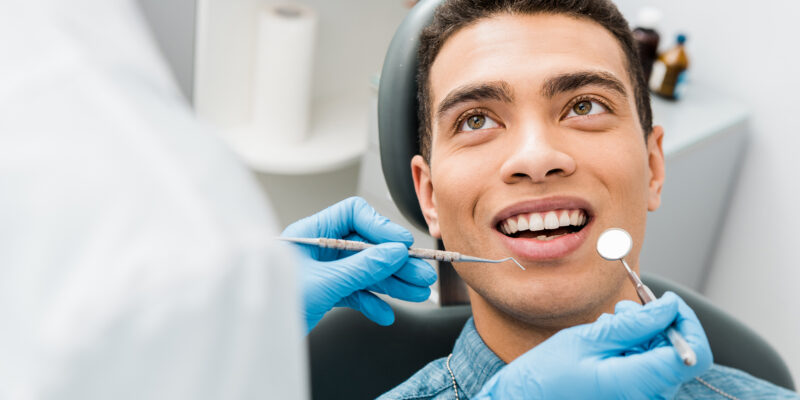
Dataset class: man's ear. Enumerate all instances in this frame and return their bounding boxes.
[411,155,441,238]
[647,125,665,211]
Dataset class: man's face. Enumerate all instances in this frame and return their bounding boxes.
[412,14,665,325]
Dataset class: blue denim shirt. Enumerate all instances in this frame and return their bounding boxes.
[378,318,799,399]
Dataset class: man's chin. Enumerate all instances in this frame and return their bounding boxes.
[468,278,624,329]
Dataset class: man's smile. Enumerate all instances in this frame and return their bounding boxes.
[491,196,594,262]
[498,209,587,239]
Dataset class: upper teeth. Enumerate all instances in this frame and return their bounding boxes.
[500,209,587,235]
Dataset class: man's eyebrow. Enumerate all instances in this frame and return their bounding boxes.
[436,81,514,120]
[541,71,628,100]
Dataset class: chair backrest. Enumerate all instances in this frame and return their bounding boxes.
[308,272,795,399]
[642,272,794,391]
[377,0,439,232]
[308,305,470,399]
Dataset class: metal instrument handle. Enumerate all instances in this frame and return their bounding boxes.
[408,247,461,262]
[318,238,373,251]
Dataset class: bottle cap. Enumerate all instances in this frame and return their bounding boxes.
[677,34,687,44]
[636,7,662,29]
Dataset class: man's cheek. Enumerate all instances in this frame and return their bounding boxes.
[438,207,479,254]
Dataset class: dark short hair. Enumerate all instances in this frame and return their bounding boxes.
[416,0,653,162]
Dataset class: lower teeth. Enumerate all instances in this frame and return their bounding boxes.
[537,233,566,241]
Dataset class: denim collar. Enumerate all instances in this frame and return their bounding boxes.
[449,318,507,398]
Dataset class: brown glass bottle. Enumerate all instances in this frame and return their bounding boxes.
[634,27,660,83]
[632,8,661,83]
[650,34,690,100]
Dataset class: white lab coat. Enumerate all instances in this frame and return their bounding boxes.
[0,1,307,398]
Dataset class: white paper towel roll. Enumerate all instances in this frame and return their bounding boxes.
[252,3,317,145]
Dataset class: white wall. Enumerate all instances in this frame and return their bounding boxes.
[256,164,361,228]
[614,0,800,384]
[251,0,409,229]
[137,0,196,101]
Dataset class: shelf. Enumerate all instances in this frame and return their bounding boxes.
[652,84,749,156]
[219,97,368,175]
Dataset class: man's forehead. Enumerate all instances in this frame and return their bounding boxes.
[429,13,633,106]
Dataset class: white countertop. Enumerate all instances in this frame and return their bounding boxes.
[653,84,750,156]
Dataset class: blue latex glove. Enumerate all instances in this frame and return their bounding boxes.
[475,292,713,399]
[282,197,437,334]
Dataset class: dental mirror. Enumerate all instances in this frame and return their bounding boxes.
[595,227,698,366]
[596,228,633,261]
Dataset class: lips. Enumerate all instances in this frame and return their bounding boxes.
[492,197,594,261]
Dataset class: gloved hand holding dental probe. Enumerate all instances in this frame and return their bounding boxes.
[282,197,438,334]
[475,292,714,399]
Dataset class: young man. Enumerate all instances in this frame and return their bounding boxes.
[379,0,799,398]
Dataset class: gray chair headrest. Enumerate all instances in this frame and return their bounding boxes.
[378,0,442,232]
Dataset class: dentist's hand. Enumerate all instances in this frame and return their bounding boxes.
[475,292,713,400]
[282,197,437,334]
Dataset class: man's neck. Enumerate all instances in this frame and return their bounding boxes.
[469,285,640,363]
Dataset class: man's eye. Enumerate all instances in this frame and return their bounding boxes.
[459,114,500,132]
[566,100,608,118]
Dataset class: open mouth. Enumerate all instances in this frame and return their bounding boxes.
[497,209,589,241]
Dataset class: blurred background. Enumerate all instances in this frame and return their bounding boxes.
[137,0,799,383]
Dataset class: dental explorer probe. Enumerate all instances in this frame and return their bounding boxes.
[278,237,525,270]
[596,228,697,366]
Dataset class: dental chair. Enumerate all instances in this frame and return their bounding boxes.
[308,1,795,398]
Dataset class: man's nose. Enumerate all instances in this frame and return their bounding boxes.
[499,123,577,184]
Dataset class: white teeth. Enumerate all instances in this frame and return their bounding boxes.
[559,210,571,227]
[537,235,548,240]
[570,210,580,226]
[544,211,559,229]
[529,213,545,231]
[499,208,588,236]
[517,215,529,231]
